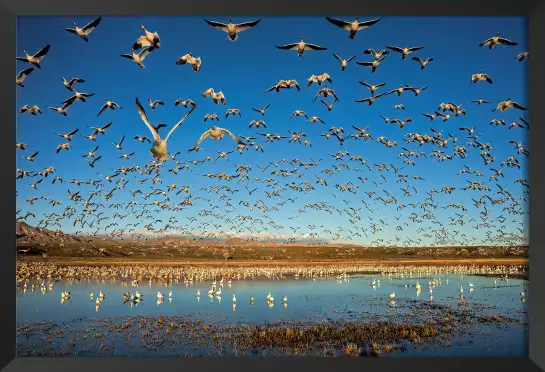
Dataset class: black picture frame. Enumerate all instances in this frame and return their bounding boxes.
[3,0,544,371]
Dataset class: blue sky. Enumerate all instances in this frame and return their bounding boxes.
[16,16,529,246]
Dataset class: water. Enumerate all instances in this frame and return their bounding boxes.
[16,273,528,357]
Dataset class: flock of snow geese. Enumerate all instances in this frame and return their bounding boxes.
[16,16,530,249]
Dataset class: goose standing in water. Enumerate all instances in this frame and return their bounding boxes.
[386,45,424,60]
[189,126,245,152]
[135,97,196,161]
[202,17,261,41]
[232,294,237,304]
[120,46,156,68]
[64,16,102,42]
[133,25,161,49]
[324,16,381,39]
[332,54,356,71]
[492,98,527,112]
[16,44,51,69]
[16,68,34,87]
[276,36,327,57]
[479,32,518,49]
[388,292,395,299]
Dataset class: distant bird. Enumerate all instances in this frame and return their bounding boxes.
[363,49,389,60]
[276,36,327,57]
[252,104,271,116]
[395,104,406,110]
[57,143,71,153]
[113,136,125,150]
[176,52,202,72]
[62,77,85,91]
[472,99,490,105]
[324,16,381,39]
[359,81,385,96]
[204,113,220,122]
[98,99,122,116]
[386,45,424,60]
[49,102,73,116]
[57,128,79,141]
[16,44,51,69]
[120,46,156,68]
[412,56,433,69]
[64,16,102,42]
[225,108,241,118]
[202,16,261,41]
[175,98,197,108]
[479,32,518,49]
[134,135,151,143]
[135,97,196,161]
[356,56,386,72]
[16,68,34,87]
[493,98,527,112]
[133,25,161,50]
[249,120,266,128]
[332,54,356,71]
[23,151,39,162]
[515,52,529,62]
[471,70,493,84]
[89,122,113,135]
[313,85,338,101]
[189,126,246,152]
[321,98,338,111]
[148,98,164,109]
[19,105,42,115]
[355,92,386,105]
[202,88,226,105]
[63,90,95,105]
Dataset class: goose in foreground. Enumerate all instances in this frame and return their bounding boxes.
[98,99,122,116]
[321,98,338,111]
[332,54,356,71]
[62,77,85,91]
[135,97,196,161]
[202,88,226,105]
[49,102,73,116]
[492,98,527,112]
[63,90,95,105]
[175,98,197,108]
[120,46,156,68]
[148,98,164,109]
[176,52,202,72]
[133,25,161,49]
[16,68,34,87]
[16,44,51,68]
[479,32,518,49]
[64,16,102,42]
[189,126,246,152]
[19,105,42,115]
[515,51,529,62]
[276,36,327,56]
[203,17,261,41]
[386,45,424,60]
[412,56,433,69]
[363,48,389,60]
[324,16,381,39]
[356,56,386,72]
[252,104,271,116]
[471,70,493,84]
[359,81,385,96]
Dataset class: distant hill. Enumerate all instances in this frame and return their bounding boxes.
[16,223,529,260]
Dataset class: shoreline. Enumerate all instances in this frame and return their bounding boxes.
[17,256,529,267]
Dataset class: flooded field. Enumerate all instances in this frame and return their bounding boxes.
[16,264,528,357]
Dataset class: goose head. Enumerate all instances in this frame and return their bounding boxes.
[355,15,359,21]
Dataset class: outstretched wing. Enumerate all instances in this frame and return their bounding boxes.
[325,17,351,30]
[276,43,299,50]
[34,44,51,59]
[138,46,156,60]
[135,98,160,141]
[82,16,102,34]
[17,68,34,79]
[133,35,151,50]
[332,53,343,62]
[304,43,327,51]
[234,19,261,32]
[386,46,403,52]
[220,128,245,146]
[191,130,212,150]
[165,106,196,142]
[202,18,229,32]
